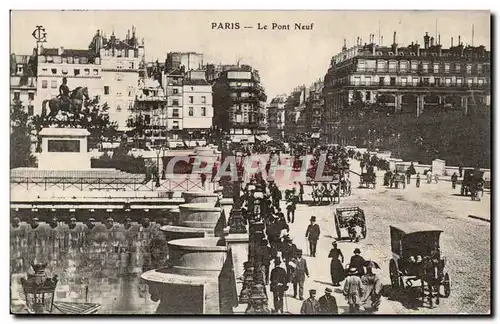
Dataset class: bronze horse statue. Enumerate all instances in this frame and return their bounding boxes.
[41,86,89,122]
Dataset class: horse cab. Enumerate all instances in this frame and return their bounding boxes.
[389,222,451,308]
[334,206,366,241]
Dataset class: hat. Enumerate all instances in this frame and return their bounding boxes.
[106,217,114,222]
[310,216,316,222]
[296,249,303,255]
[325,287,332,294]
[32,217,39,222]
[354,248,361,254]
[331,240,338,245]
[309,289,316,294]
[125,217,132,222]
[88,217,96,222]
[70,217,77,221]
[348,268,358,275]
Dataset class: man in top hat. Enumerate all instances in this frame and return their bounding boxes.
[300,289,320,314]
[319,287,338,314]
[49,216,59,229]
[343,268,364,314]
[292,249,309,300]
[86,217,96,230]
[68,217,77,230]
[305,216,320,257]
[105,217,114,230]
[270,257,288,314]
[281,235,298,274]
[124,217,132,230]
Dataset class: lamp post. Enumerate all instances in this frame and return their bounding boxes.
[21,262,58,314]
[161,146,166,180]
[155,147,161,187]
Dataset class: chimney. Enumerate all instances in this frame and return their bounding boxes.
[58,46,64,55]
[127,29,130,41]
[430,37,434,47]
[424,32,430,49]
[381,36,384,46]
[458,35,461,45]
[415,42,420,56]
[393,31,397,45]
[438,34,441,45]
[342,38,347,51]
[372,43,376,55]
[451,37,454,47]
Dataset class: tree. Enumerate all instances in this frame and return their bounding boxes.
[10,100,36,168]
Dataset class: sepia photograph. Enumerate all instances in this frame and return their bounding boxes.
[8,10,491,315]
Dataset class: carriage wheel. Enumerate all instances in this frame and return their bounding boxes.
[362,224,367,239]
[441,273,451,298]
[336,224,342,240]
[389,260,400,290]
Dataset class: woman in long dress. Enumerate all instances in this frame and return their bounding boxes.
[328,241,345,286]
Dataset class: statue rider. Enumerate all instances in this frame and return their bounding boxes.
[59,77,71,111]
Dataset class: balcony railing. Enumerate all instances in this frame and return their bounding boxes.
[348,81,488,89]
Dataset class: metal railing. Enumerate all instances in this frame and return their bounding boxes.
[10,176,215,192]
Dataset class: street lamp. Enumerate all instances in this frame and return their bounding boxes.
[21,262,58,314]
[155,147,161,187]
[161,146,166,180]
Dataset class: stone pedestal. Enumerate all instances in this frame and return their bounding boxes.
[225,233,249,284]
[38,128,91,170]
[182,192,219,204]
[218,198,234,224]
[432,159,446,176]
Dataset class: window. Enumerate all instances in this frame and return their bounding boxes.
[423,78,430,86]
[93,69,99,75]
[478,78,484,85]
[357,60,366,71]
[422,63,429,73]
[401,78,407,86]
[390,77,396,86]
[365,92,371,101]
[411,61,418,71]
[188,107,194,116]
[412,77,419,85]
[173,88,179,94]
[173,108,180,117]
[466,64,472,74]
[467,78,473,86]
[13,92,20,100]
[62,67,68,75]
[117,62,122,69]
[67,57,73,64]
[84,69,90,75]
[201,96,206,104]
[188,96,194,104]
[435,78,441,86]
[145,115,151,125]
[477,64,483,73]
[48,140,80,152]
[128,87,134,97]
[51,68,57,75]
[116,92,122,97]
[17,66,23,74]
[129,62,134,69]
[377,60,386,72]
[444,63,450,73]
[455,64,461,72]
[42,68,48,72]
[51,80,58,88]
[128,100,134,110]
[445,78,452,85]
[172,99,179,106]
[388,61,397,72]
[365,77,372,85]
[457,78,463,86]
[201,107,206,117]
[378,77,385,86]
[28,93,34,101]
[74,69,80,76]
[172,120,179,130]
[400,61,408,72]
[28,105,34,116]
[116,101,122,112]
[353,77,361,85]
[104,86,110,95]
[433,63,439,73]
[116,74,123,81]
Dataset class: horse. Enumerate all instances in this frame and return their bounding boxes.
[42,86,89,123]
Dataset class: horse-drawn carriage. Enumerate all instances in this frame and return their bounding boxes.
[359,171,376,188]
[389,222,451,308]
[334,207,367,241]
[311,181,340,204]
[461,169,484,201]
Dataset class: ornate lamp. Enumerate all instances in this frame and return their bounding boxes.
[20,262,58,314]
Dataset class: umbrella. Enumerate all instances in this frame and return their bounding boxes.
[363,260,381,269]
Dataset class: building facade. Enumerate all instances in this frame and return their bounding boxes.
[323,32,491,144]
[267,94,287,140]
[305,80,324,139]
[10,54,37,115]
[283,86,306,140]
[182,74,213,146]
[212,66,268,142]
[166,52,204,72]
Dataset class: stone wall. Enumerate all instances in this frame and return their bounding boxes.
[10,221,168,314]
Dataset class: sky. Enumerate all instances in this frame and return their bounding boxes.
[10,10,490,100]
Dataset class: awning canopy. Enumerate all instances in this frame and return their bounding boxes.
[231,135,255,143]
[311,133,321,139]
[256,134,272,142]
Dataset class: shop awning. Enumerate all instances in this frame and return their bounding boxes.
[256,134,272,142]
[231,135,255,143]
[311,133,321,139]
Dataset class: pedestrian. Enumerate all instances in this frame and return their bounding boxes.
[434,173,439,184]
[343,268,364,314]
[416,173,421,188]
[286,189,298,223]
[360,261,383,312]
[200,172,207,189]
[349,248,366,276]
[256,238,273,285]
[459,164,463,178]
[405,168,412,184]
[328,241,345,286]
[305,216,320,257]
[298,182,304,203]
[270,257,288,314]
[292,249,309,300]
[451,172,458,189]
[319,287,338,314]
[300,289,320,314]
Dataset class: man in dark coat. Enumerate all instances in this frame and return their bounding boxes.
[292,249,309,300]
[256,238,274,285]
[349,248,366,276]
[270,257,288,314]
[318,287,338,314]
[300,289,320,314]
[305,216,320,257]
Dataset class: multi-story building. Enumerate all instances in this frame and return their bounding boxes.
[283,86,306,140]
[267,94,287,140]
[34,47,102,117]
[89,28,145,129]
[305,80,324,140]
[164,68,184,147]
[212,65,268,143]
[165,52,203,72]
[323,32,491,144]
[10,54,37,115]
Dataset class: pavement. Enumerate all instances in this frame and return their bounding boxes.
[250,158,490,314]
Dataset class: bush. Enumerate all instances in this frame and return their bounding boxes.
[376,159,390,171]
[91,152,146,174]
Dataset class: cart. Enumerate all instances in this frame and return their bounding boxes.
[389,222,451,308]
[334,207,366,241]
